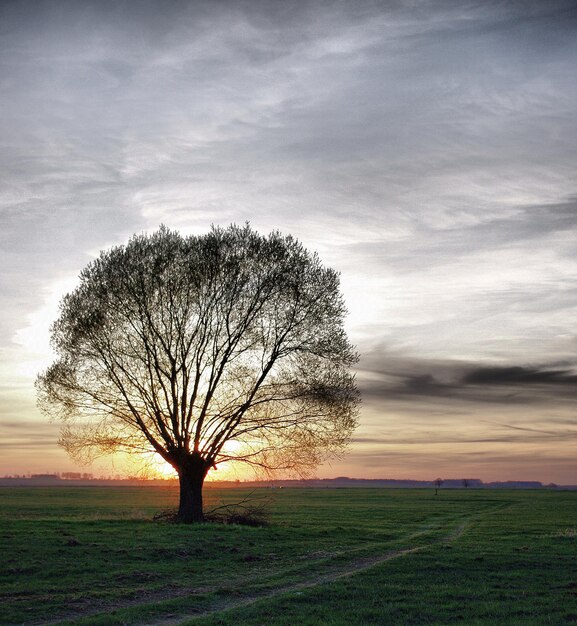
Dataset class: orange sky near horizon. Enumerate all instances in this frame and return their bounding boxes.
[2,1,577,485]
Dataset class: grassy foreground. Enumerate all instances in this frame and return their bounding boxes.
[1,486,577,625]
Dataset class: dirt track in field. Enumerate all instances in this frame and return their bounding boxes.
[152,521,468,626]
[38,520,468,626]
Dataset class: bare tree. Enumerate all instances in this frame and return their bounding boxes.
[433,477,443,495]
[37,225,360,522]
[462,478,470,489]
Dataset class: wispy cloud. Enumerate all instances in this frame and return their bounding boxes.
[1,0,576,479]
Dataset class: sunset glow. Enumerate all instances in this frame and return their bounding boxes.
[2,1,577,484]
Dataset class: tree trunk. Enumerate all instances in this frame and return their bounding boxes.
[177,458,208,523]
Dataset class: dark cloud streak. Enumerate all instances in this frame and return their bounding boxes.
[359,359,577,405]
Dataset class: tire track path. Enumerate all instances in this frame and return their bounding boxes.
[42,518,472,626]
[149,521,469,626]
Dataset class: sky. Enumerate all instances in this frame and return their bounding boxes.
[1,0,577,483]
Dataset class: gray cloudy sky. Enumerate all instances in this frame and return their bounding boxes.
[2,0,577,482]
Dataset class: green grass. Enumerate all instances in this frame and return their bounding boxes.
[1,487,576,625]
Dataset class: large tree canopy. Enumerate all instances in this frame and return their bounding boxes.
[37,225,359,521]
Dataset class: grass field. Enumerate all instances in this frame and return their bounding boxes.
[1,486,577,625]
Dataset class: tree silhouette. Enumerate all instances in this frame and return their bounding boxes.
[37,225,359,522]
[433,477,443,495]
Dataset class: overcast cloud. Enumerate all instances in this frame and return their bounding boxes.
[1,0,577,481]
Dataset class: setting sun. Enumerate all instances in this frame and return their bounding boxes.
[146,441,249,481]
[150,456,178,479]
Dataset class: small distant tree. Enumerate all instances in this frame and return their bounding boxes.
[462,478,470,489]
[37,225,360,522]
[433,477,443,495]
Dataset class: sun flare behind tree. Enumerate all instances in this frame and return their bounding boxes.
[36,224,360,522]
